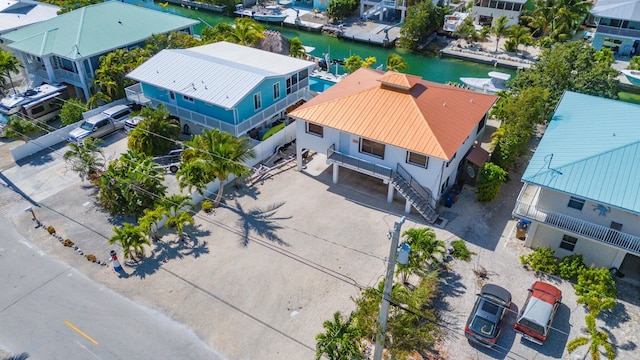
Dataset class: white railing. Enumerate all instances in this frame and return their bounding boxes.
[53,68,81,84]
[596,25,640,38]
[327,144,393,179]
[125,83,151,105]
[513,200,640,255]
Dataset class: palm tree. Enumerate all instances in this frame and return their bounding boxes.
[315,311,363,360]
[386,53,408,72]
[397,228,446,283]
[227,18,266,46]
[138,206,166,242]
[178,129,255,207]
[109,222,151,260]
[567,311,616,360]
[288,37,306,58]
[127,105,180,156]
[159,194,195,241]
[507,25,535,57]
[0,49,22,95]
[491,15,511,52]
[63,137,105,181]
[4,116,39,142]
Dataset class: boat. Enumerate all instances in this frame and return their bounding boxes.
[443,12,469,33]
[252,7,288,23]
[278,0,292,6]
[620,69,640,87]
[459,71,511,94]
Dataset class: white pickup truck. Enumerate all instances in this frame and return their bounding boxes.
[68,104,132,143]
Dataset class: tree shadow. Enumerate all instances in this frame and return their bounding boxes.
[230,200,291,247]
[601,326,637,354]
[433,269,467,313]
[128,233,211,278]
[3,352,30,360]
[600,302,631,329]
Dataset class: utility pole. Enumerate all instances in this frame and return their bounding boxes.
[373,216,406,360]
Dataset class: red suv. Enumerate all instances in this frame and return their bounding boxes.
[514,281,562,345]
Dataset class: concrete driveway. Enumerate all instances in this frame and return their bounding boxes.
[2,138,639,359]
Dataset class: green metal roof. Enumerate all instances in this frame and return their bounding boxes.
[2,1,198,60]
[522,91,640,214]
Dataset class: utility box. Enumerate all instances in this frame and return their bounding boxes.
[516,219,530,240]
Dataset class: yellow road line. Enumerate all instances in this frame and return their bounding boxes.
[64,320,99,345]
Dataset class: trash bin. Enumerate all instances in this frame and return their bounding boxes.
[444,193,455,208]
[516,219,530,240]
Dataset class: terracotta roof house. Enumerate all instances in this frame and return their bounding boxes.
[0,1,198,100]
[513,91,640,278]
[289,68,497,223]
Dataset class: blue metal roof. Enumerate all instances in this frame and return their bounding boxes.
[522,91,640,214]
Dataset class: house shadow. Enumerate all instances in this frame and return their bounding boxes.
[228,199,291,247]
[15,141,67,167]
[468,303,519,360]
[518,303,571,358]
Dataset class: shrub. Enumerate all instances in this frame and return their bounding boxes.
[575,266,617,299]
[519,246,559,275]
[47,225,56,234]
[86,254,97,262]
[60,98,87,126]
[559,254,586,281]
[63,239,74,247]
[449,240,476,262]
[201,200,214,213]
[475,162,508,202]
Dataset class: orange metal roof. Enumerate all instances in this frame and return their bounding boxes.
[291,68,498,160]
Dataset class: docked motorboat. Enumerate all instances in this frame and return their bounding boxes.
[620,69,640,87]
[252,7,288,22]
[460,71,511,93]
[443,12,469,33]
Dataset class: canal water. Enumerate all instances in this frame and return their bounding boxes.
[133,0,639,103]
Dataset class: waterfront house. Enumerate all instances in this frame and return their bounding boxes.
[589,0,640,56]
[0,0,58,39]
[126,41,316,138]
[472,0,526,26]
[289,68,497,223]
[0,1,198,100]
[360,0,407,22]
[512,91,640,277]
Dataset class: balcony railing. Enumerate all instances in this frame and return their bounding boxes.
[327,144,393,179]
[125,83,309,137]
[53,68,81,84]
[596,25,640,38]
[513,200,640,255]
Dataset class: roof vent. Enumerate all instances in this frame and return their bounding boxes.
[470,98,474,103]
[443,102,446,107]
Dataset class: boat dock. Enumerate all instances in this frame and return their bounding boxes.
[440,41,535,70]
[163,0,225,12]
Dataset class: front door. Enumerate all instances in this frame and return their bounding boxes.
[339,132,350,153]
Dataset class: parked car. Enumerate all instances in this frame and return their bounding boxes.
[465,284,512,347]
[124,115,144,132]
[68,104,132,143]
[514,281,562,345]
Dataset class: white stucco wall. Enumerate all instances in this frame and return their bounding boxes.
[536,188,640,237]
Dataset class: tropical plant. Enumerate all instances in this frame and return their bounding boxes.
[397,227,445,283]
[519,246,559,275]
[138,205,166,242]
[4,116,41,141]
[475,162,507,201]
[159,194,195,241]
[567,310,616,360]
[226,18,266,46]
[343,55,377,73]
[327,0,357,20]
[449,239,476,262]
[385,53,408,72]
[491,15,511,52]
[288,37,306,58]
[97,150,166,216]
[93,47,152,100]
[63,137,105,181]
[315,311,363,360]
[177,129,255,207]
[127,105,180,156]
[59,98,88,126]
[558,254,586,281]
[629,56,640,70]
[351,280,410,342]
[575,266,617,312]
[399,2,446,50]
[0,49,22,94]
[108,222,151,260]
[201,199,214,213]
[506,25,535,57]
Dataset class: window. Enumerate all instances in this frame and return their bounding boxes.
[183,95,194,102]
[477,115,486,134]
[567,196,585,211]
[559,235,577,251]
[30,105,45,115]
[360,138,385,158]
[406,152,428,168]
[169,91,175,100]
[306,122,323,137]
[446,152,457,167]
[273,83,280,100]
[111,110,131,120]
[254,93,262,110]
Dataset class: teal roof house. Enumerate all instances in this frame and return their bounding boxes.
[0,1,198,100]
[125,41,316,137]
[590,0,640,56]
[513,91,640,278]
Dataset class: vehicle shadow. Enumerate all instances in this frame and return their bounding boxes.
[518,303,571,358]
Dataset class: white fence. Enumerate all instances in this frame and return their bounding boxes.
[10,122,81,162]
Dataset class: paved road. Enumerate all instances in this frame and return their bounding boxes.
[0,215,223,360]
